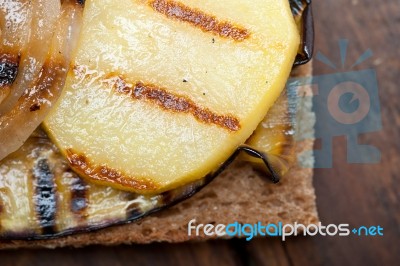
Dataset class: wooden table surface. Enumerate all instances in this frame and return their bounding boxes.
[1,0,399,265]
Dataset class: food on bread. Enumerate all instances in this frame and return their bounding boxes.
[0,0,315,243]
[0,65,317,241]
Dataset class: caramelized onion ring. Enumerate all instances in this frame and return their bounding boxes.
[0,1,84,161]
[0,0,61,114]
[0,1,33,105]
[0,0,33,52]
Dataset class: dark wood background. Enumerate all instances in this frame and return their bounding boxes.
[1,0,399,265]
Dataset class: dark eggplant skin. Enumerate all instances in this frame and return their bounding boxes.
[291,0,314,66]
[0,0,313,240]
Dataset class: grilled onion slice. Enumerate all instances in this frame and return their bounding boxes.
[0,0,61,113]
[0,1,84,161]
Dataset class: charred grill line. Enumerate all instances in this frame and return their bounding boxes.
[110,77,241,132]
[32,158,58,235]
[62,0,85,6]
[150,0,250,41]
[126,202,143,220]
[69,172,89,217]
[66,149,159,191]
[2,59,65,117]
[29,103,41,112]
[76,0,85,6]
[0,201,3,230]
[0,59,64,118]
[0,54,19,87]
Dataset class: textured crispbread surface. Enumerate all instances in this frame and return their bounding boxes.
[0,63,318,248]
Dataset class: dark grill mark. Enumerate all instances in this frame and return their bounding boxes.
[30,103,41,112]
[0,202,2,231]
[110,76,240,132]
[161,190,175,205]
[126,202,143,219]
[0,54,19,87]
[66,149,159,192]
[76,0,85,6]
[17,60,65,112]
[150,0,250,41]
[32,159,57,235]
[62,0,85,7]
[69,172,88,216]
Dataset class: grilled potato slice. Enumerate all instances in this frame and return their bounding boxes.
[44,0,299,194]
